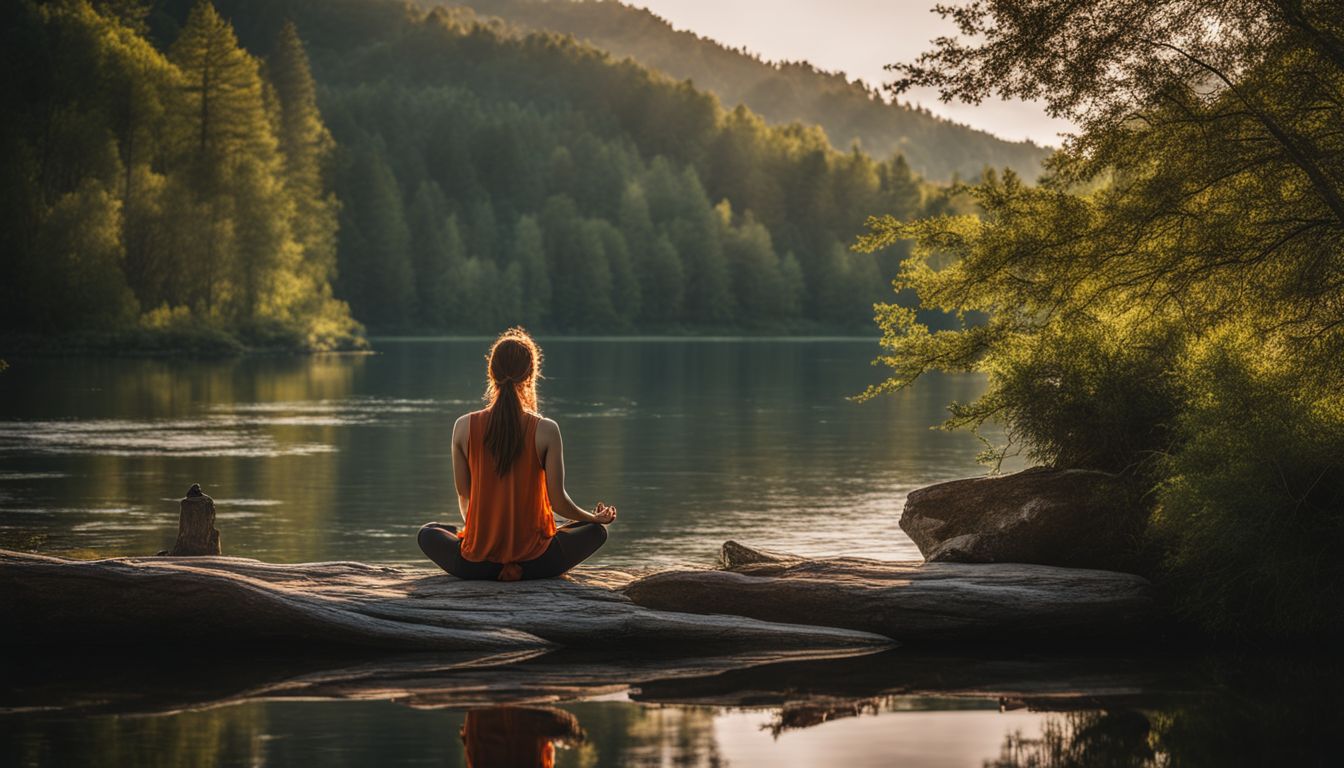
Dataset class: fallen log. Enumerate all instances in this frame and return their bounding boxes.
[0,550,892,652]
[625,542,1159,645]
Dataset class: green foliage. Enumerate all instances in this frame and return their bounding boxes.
[174,0,942,333]
[456,0,1052,181]
[1152,332,1344,638]
[943,317,1184,473]
[335,148,412,328]
[1,0,360,351]
[864,1,1344,637]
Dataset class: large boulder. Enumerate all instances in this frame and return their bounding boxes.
[901,467,1148,572]
[626,542,1158,645]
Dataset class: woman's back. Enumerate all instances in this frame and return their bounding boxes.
[458,409,555,564]
[417,327,615,581]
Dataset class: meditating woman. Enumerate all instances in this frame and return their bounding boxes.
[418,328,616,581]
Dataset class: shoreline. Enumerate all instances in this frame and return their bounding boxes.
[0,332,884,360]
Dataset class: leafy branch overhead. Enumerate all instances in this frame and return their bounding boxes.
[867,0,1344,637]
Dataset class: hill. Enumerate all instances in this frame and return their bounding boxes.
[443,0,1052,181]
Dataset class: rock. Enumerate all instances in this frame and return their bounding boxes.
[0,549,891,653]
[625,542,1158,645]
[717,540,804,569]
[901,467,1148,571]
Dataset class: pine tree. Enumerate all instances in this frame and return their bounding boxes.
[170,1,281,318]
[510,214,550,328]
[407,182,454,328]
[593,220,640,328]
[171,1,274,178]
[336,150,412,328]
[267,20,339,294]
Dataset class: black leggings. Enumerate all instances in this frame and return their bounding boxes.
[417,520,608,580]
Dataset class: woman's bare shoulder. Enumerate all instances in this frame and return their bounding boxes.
[452,412,475,440]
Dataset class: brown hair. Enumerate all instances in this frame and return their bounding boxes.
[482,327,542,476]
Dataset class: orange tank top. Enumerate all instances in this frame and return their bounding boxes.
[459,409,556,576]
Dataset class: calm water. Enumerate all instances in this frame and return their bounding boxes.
[0,696,1151,767]
[0,338,999,566]
[2,648,1338,767]
[3,339,1335,766]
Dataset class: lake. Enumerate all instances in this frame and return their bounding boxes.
[0,339,1334,767]
[0,338,1001,565]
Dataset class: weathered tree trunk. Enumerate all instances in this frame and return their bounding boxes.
[170,483,220,556]
[627,541,1160,645]
[0,550,892,652]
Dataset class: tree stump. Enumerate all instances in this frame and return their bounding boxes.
[170,483,221,556]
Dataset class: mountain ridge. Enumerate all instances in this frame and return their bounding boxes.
[436,0,1052,181]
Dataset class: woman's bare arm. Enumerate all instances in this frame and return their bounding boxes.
[451,414,471,523]
[536,418,616,524]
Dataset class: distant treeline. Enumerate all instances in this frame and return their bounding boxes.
[452,0,1053,182]
[3,0,976,346]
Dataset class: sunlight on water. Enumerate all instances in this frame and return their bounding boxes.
[0,339,1007,564]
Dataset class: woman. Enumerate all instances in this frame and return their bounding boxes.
[418,328,616,581]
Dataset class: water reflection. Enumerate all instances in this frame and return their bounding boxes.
[2,647,1338,766]
[1,691,1329,768]
[462,707,584,768]
[990,710,1158,768]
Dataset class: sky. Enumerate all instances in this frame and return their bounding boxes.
[629,0,1075,146]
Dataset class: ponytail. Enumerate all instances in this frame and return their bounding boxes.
[484,376,525,476]
[481,328,542,476]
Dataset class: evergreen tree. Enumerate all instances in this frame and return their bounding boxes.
[720,204,787,325]
[592,220,640,328]
[171,1,273,179]
[407,181,454,327]
[336,150,412,328]
[170,0,283,318]
[509,214,550,328]
[540,195,614,331]
[267,20,340,300]
[467,197,497,262]
[640,235,685,326]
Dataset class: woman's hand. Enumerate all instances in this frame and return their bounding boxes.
[592,502,617,525]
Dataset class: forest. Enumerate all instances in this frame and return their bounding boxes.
[2,0,359,351]
[2,0,986,349]
[446,0,1052,181]
[862,0,1344,638]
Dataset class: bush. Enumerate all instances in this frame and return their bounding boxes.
[135,305,246,355]
[969,320,1184,474]
[1151,333,1344,639]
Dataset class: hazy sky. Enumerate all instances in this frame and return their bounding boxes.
[630,0,1074,146]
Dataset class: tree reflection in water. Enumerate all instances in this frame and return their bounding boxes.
[988,710,1158,768]
[462,707,584,768]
